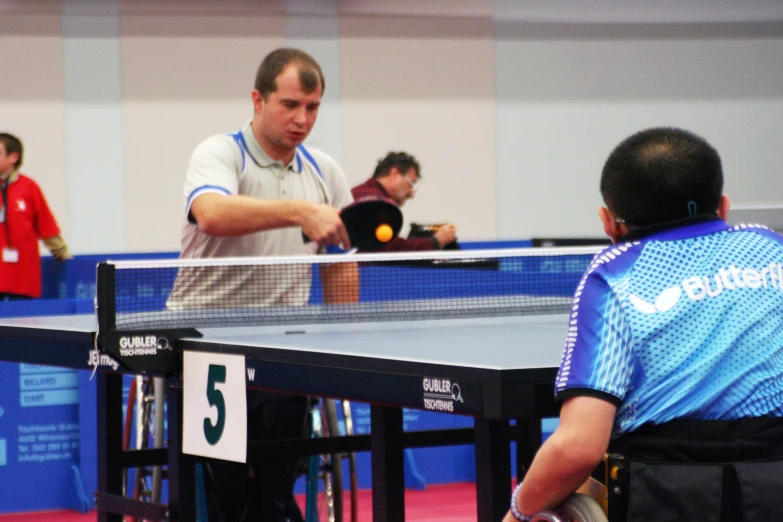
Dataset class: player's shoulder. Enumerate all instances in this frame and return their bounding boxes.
[14,173,43,191]
[587,241,644,275]
[298,145,342,176]
[727,222,783,244]
[192,132,240,158]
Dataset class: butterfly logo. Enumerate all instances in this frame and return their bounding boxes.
[629,286,682,314]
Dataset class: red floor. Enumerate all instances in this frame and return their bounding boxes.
[0,482,478,522]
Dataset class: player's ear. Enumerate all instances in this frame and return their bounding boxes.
[598,206,623,244]
[717,194,730,221]
[252,90,264,114]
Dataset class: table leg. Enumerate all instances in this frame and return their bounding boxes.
[475,418,511,522]
[371,405,405,522]
[167,380,196,521]
[97,372,124,522]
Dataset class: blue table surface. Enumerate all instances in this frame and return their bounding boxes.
[0,312,569,371]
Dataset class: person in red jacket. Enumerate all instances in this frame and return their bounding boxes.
[0,133,71,300]
[351,151,457,251]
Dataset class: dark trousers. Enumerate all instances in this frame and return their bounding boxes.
[205,390,311,522]
[605,418,783,522]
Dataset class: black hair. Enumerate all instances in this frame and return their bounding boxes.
[372,151,421,179]
[0,132,23,169]
[600,127,723,226]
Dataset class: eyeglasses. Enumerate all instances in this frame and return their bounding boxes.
[402,174,419,193]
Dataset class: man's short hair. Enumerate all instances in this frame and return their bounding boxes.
[0,133,23,169]
[254,48,325,99]
[372,152,421,179]
[600,127,723,227]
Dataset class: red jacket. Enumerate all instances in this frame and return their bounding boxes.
[350,178,438,252]
[0,174,61,297]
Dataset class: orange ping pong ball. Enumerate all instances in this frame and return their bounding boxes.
[375,223,393,243]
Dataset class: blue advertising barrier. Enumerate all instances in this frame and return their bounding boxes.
[40,252,181,300]
[0,361,86,513]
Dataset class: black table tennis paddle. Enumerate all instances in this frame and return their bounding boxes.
[303,197,403,251]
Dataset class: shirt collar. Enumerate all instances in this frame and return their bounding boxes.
[0,168,20,185]
[623,214,729,242]
[240,121,302,173]
[370,178,392,198]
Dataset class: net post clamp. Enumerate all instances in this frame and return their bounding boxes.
[97,328,202,376]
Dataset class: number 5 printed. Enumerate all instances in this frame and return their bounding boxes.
[204,364,226,445]
[183,351,247,462]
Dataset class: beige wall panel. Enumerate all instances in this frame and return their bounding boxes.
[338,0,492,18]
[340,15,496,240]
[119,0,288,16]
[0,103,69,244]
[340,16,494,99]
[342,101,496,241]
[120,15,287,99]
[122,100,254,252]
[0,32,63,100]
[493,0,783,23]
[0,14,61,34]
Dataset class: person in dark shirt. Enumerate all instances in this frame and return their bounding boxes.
[351,151,457,251]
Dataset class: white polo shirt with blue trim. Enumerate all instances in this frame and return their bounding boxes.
[168,121,352,309]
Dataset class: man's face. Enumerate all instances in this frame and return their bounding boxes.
[387,167,419,207]
[0,143,19,178]
[252,65,322,162]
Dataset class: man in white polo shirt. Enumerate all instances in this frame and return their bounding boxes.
[172,48,356,522]
[168,48,355,310]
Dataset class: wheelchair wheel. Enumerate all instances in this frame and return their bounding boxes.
[320,399,344,522]
[340,400,359,522]
[317,452,341,522]
[556,493,609,522]
[124,376,166,505]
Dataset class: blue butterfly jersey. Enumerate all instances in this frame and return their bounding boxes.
[556,217,783,437]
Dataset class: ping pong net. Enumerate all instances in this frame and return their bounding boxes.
[94,246,601,373]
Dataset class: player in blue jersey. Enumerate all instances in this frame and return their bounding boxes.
[505,127,783,522]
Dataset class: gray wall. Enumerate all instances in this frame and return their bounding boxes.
[1,0,782,253]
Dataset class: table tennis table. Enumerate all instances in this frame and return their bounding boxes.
[1,246,602,521]
[0,310,569,522]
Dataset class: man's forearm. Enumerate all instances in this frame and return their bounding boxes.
[508,396,615,519]
[321,262,359,304]
[516,433,599,514]
[43,235,72,261]
[192,194,310,237]
[191,193,349,247]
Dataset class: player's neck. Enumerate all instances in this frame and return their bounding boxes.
[0,168,19,182]
[376,176,394,195]
[250,121,296,165]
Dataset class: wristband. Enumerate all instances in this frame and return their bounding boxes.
[510,482,533,521]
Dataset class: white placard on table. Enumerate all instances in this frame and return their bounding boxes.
[182,350,247,463]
